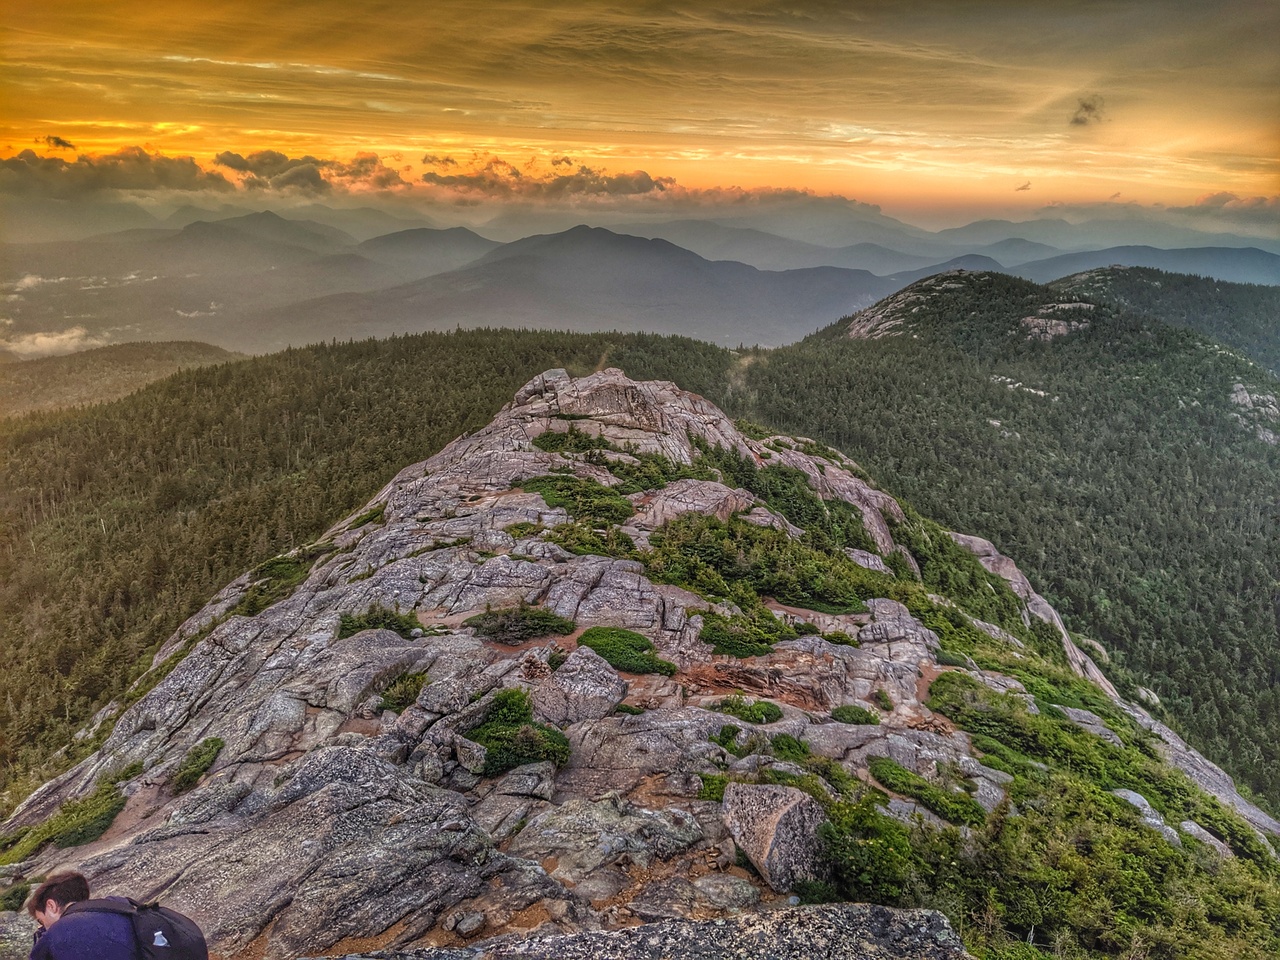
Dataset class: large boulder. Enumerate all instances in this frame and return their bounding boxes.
[532,646,627,726]
[720,783,826,891]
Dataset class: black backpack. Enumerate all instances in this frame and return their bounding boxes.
[65,897,208,960]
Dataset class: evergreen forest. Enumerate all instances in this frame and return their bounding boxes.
[1,270,1277,824]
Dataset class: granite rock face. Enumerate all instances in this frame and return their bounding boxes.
[721,783,827,891]
[1,368,1273,959]
[312,903,971,959]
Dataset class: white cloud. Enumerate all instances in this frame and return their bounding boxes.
[1,326,110,357]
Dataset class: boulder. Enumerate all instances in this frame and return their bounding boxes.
[532,647,627,726]
[721,783,826,891]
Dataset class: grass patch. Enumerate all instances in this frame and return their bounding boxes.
[0,881,30,911]
[466,688,571,776]
[503,521,543,538]
[351,503,386,528]
[532,426,616,454]
[698,773,730,802]
[338,605,421,639]
[868,756,986,826]
[463,605,576,644]
[546,521,637,559]
[0,763,142,865]
[232,542,333,617]
[770,733,811,763]
[614,702,645,715]
[831,704,880,726]
[379,671,428,712]
[699,609,797,658]
[873,689,894,712]
[578,626,677,676]
[712,694,783,724]
[170,737,224,794]
[521,474,634,526]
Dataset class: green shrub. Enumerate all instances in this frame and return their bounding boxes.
[822,631,858,647]
[606,451,716,495]
[831,704,880,726]
[578,626,677,675]
[693,441,878,554]
[0,881,30,911]
[532,426,616,453]
[504,521,543,538]
[170,737,225,795]
[712,695,783,724]
[232,542,333,617]
[379,671,428,712]
[770,734,811,763]
[466,689,571,776]
[0,766,139,864]
[547,649,569,671]
[521,474,634,526]
[338,605,421,639]
[699,773,730,801]
[710,724,754,758]
[351,503,386,528]
[819,793,917,902]
[463,605,576,644]
[698,609,796,658]
[873,689,894,711]
[934,649,971,668]
[645,513,879,617]
[614,703,645,715]
[868,756,986,826]
[547,521,637,558]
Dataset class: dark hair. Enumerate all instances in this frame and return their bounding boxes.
[26,872,90,917]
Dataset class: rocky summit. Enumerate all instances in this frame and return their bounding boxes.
[1,368,1276,960]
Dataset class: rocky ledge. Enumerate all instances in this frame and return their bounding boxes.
[313,903,969,960]
[1,368,1274,960]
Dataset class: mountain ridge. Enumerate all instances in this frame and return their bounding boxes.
[1,367,1277,960]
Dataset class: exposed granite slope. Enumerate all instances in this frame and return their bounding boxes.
[312,903,969,960]
[1,368,1273,960]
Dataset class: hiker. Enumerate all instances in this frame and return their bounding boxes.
[27,871,207,960]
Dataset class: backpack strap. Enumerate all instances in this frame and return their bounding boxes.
[63,897,139,917]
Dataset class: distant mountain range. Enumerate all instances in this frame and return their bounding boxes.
[2,204,1277,356]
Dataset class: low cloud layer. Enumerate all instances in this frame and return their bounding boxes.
[0,147,233,199]
[1,326,110,358]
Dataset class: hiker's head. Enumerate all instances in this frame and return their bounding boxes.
[27,872,90,928]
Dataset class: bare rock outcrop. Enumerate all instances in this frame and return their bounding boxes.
[313,903,972,959]
[721,783,826,891]
[2,367,1271,958]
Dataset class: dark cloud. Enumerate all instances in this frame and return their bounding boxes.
[1015,181,1031,191]
[421,155,675,201]
[0,147,233,198]
[1069,95,1106,126]
[39,135,75,151]
[1170,192,1280,228]
[421,154,458,167]
[1108,191,1122,200]
[216,150,408,193]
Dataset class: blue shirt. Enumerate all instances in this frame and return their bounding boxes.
[30,900,137,960]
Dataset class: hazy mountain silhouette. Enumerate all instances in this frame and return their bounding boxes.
[231,225,898,351]
[1015,246,1280,285]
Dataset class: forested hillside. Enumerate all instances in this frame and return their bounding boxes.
[0,341,242,417]
[2,272,1278,817]
[0,331,733,807]
[1054,266,1280,375]
[744,273,1280,806]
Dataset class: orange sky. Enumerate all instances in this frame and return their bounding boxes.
[2,1,1277,226]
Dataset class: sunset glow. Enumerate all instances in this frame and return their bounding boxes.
[3,1,1277,228]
